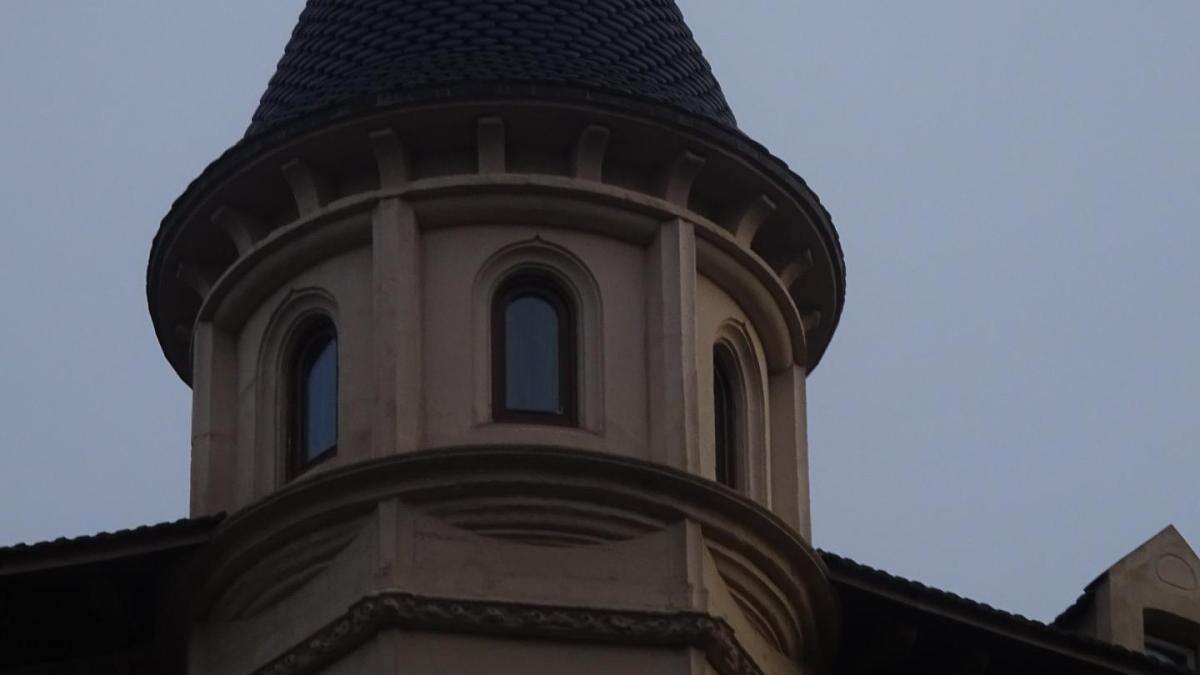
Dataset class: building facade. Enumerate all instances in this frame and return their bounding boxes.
[0,2,1197,674]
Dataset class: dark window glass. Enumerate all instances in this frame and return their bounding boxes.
[492,275,575,424]
[293,323,337,474]
[713,349,738,489]
[505,294,561,413]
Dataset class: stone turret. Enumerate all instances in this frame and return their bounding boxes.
[146,2,846,672]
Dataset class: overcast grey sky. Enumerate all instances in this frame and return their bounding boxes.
[0,2,1196,622]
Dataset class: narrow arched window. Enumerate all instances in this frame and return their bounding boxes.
[713,345,739,490]
[291,319,338,476]
[492,273,576,424]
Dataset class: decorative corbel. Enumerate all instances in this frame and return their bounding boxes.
[571,125,611,182]
[657,151,706,207]
[476,116,506,174]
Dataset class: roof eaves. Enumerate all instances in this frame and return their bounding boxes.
[1051,571,1108,628]
[0,514,224,576]
[819,550,1180,674]
[147,84,846,382]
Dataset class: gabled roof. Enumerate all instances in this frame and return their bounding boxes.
[1052,525,1200,629]
[248,0,737,137]
[1107,526,1196,578]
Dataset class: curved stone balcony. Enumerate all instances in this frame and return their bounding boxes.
[190,446,838,675]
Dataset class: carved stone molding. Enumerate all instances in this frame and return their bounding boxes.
[255,591,765,675]
[199,446,839,669]
[210,516,365,621]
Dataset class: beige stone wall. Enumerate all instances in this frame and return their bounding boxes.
[173,100,837,674]
[420,225,647,456]
[184,210,827,673]
[174,102,833,537]
[187,449,834,675]
[190,213,811,536]
[697,275,771,495]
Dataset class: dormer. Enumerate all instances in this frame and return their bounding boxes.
[1056,525,1200,669]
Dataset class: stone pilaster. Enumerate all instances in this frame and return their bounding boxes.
[371,198,423,456]
[646,219,700,471]
[769,365,811,540]
[190,321,237,515]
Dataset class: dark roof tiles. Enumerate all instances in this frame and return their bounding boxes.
[248,0,736,136]
[0,515,222,568]
[821,551,1182,673]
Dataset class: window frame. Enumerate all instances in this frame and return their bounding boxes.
[288,318,339,478]
[491,272,578,426]
[712,343,742,491]
[1144,609,1200,672]
[1145,634,1197,670]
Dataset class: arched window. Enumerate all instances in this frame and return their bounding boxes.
[713,345,740,490]
[492,273,576,424]
[290,319,338,475]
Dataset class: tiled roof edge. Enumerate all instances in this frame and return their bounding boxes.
[1051,571,1108,628]
[0,514,224,570]
[819,550,1180,673]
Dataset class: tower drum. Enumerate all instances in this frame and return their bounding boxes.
[147,2,845,673]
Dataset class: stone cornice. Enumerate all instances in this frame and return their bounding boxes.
[149,99,844,383]
[255,591,764,675]
[193,176,807,375]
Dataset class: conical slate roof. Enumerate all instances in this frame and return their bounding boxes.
[247,0,737,137]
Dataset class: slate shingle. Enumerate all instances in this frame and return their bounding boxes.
[247,0,736,136]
